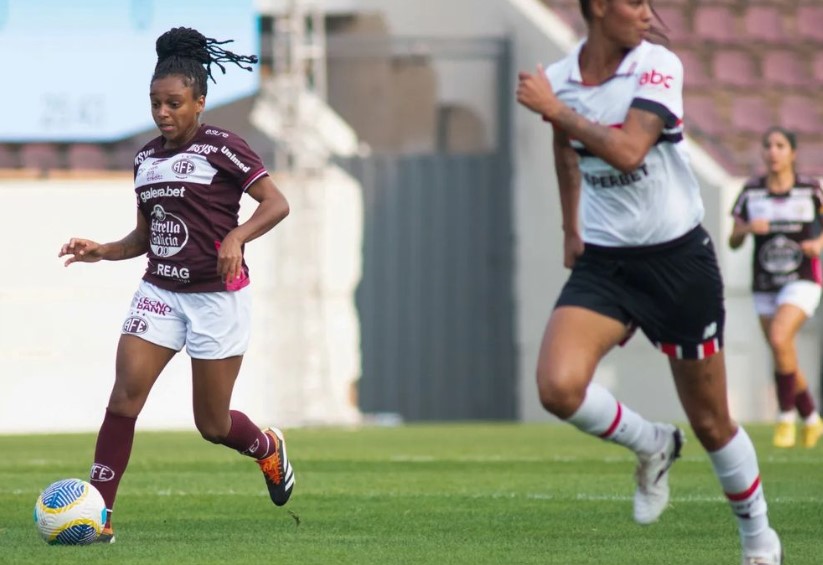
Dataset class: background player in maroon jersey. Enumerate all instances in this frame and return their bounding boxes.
[730,126,823,449]
[58,28,294,542]
[516,0,782,563]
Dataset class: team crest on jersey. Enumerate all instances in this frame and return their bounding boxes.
[171,157,196,178]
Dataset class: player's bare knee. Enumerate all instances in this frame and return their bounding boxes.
[689,416,735,451]
[537,374,585,418]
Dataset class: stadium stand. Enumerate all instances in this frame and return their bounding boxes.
[540,0,823,177]
[3,3,822,178]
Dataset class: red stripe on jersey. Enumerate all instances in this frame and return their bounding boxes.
[726,476,761,502]
[599,402,623,438]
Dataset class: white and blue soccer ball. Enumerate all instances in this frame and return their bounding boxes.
[33,478,106,545]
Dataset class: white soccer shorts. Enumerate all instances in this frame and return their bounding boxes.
[121,280,252,359]
[753,280,822,318]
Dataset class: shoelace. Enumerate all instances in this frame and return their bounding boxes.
[260,450,283,484]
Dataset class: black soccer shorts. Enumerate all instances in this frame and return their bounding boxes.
[555,225,725,360]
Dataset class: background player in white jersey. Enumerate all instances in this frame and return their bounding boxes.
[730,126,823,449]
[58,27,294,543]
[516,0,782,563]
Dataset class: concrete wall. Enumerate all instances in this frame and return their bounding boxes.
[0,167,362,433]
[353,0,820,423]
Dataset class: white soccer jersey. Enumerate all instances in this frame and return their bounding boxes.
[546,40,704,247]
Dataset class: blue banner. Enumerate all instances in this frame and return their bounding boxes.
[0,0,259,141]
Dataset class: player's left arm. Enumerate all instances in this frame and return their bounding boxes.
[800,181,823,257]
[218,176,290,282]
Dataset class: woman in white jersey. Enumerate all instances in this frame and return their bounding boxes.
[516,1,781,563]
[730,126,823,449]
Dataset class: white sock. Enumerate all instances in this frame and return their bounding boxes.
[708,427,770,548]
[778,411,796,424]
[566,382,658,455]
[805,412,821,425]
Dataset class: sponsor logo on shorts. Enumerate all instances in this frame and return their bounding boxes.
[702,321,717,340]
[136,296,172,316]
[123,316,148,334]
[90,463,116,482]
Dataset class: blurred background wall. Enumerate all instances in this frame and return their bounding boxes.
[1,0,820,432]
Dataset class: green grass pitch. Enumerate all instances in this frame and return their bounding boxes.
[1,423,821,564]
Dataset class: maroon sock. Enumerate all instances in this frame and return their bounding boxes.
[775,372,797,412]
[795,389,817,419]
[220,410,275,460]
[89,409,136,527]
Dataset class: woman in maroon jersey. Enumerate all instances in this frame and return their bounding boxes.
[730,126,823,449]
[58,27,294,542]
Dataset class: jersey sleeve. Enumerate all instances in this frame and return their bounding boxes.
[731,186,749,222]
[629,47,683,129]
[212,134,269,192]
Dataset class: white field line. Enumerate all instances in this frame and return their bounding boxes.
[5,487,821,505]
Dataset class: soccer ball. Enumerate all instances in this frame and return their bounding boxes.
[33,478,106,545]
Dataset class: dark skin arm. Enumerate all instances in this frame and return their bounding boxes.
[58,211,150,266]
[216,175,290,283]
[552,124,584,268]
[517,64,664,173]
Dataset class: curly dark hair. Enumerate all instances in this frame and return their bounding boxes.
[151,27,258,98]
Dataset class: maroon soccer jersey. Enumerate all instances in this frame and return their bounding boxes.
[133,124,269,292]
[731,175,823,292]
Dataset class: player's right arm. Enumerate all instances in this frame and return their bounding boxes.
[552,124,584,268]
[59,211,150,266]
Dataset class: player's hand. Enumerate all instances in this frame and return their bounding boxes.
[800,238,823,258]
[749,218,770,235]
[517,64,559,120]
[563,232,584,269]
[58,238,104,266]
[216,233,244,283]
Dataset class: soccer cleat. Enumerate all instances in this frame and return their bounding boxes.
[95,526,115,544]
[741,527,782,565]
[772,422,796,448]
[633,423,685,525]
[256,428,295,506]
[802,418,823,448]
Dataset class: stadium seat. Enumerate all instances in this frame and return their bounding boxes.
[684,95,727,137]
[19,143,62,171]
[678,48,711,88]
[67,144,109,170]
[653,6,690,43]
[811,52,823,83]
[730,97,775,134]
[693,6,737,42]
[796,5,823,42]
[711,50,759,87]
[0,144,18,168]
[743,6,787,42]
[779,96,823,135]
[796,141,823,176]
[762,50,811,87]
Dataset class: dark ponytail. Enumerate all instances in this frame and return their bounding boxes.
[151,27,258,98]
